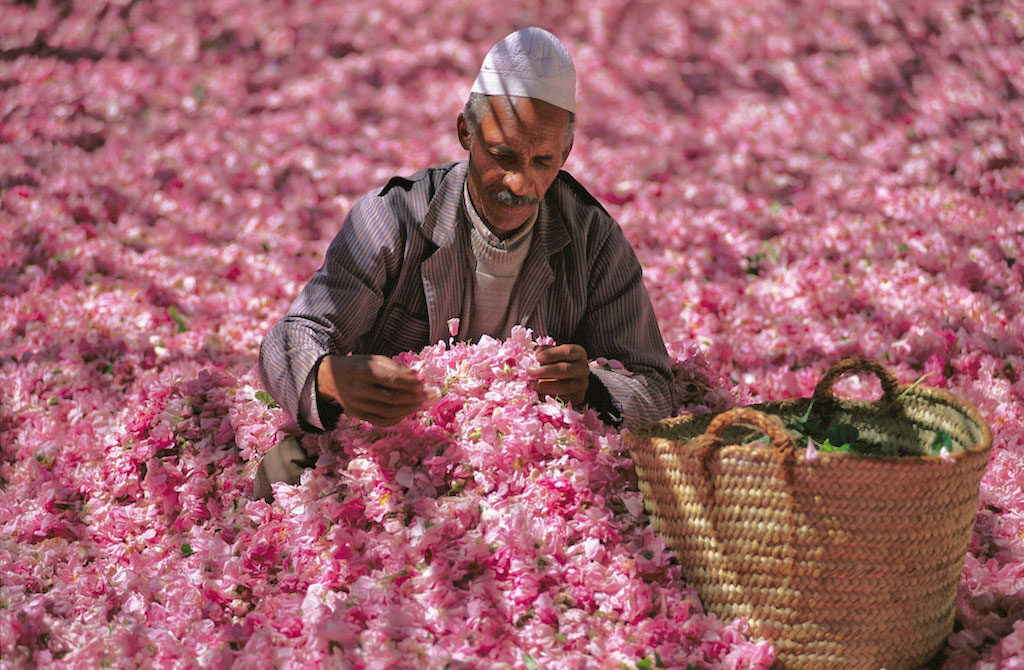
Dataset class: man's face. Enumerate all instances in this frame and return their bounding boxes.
[458,96,572,238]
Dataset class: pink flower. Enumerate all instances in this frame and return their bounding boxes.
[804,438,819,463]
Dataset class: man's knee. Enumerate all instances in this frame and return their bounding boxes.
[253,436,316,502]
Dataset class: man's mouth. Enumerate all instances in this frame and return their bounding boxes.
[491,189,537,209]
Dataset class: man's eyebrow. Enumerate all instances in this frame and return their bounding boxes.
[486,144,555,161]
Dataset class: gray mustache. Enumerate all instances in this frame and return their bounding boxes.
[492,189,537,207]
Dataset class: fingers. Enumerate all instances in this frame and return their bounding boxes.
[530,360,585,379]
[323,354,427,426]
[529,343,589,406]
[530,344,588,379]
[534,344,586,366]
[341,394,424,426]
[364,356,422,386]
[340,388,425,426]
[534,378,588,405]
[344,383,426,408]
[360,357,426,411]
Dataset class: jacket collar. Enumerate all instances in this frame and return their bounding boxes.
[420,162,466,249]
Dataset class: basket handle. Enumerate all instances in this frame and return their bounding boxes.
[704,407,797,458]
[697,407,797,575]
[812,358,900,406]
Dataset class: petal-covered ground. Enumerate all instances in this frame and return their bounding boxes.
[2,1,1023,668]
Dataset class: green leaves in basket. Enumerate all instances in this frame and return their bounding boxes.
[743,433,771,446]
[931,429,953,455]
[785,400,872,454]
[820,423,859,453]
[818,439,850,453]
[891,370,937,405]
[797,400,814,424]
[786,400,824,445]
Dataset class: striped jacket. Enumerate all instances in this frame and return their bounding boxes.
[258,161,674,431]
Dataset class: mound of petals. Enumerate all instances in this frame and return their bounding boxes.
[269,327,772,667]
[0,330,772,669]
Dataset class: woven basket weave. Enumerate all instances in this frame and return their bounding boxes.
[624,359,992,670]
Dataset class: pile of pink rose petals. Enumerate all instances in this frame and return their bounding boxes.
[2,1,1022,668]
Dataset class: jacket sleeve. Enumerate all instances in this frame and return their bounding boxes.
[258,193,404,431]
[576,220,674,430]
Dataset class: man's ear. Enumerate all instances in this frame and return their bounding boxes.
[457,113,472,151]
[560,138,574,166]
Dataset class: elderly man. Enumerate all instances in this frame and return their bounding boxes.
[255,28,674,500]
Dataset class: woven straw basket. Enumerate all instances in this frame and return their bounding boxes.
[624,359,992,670]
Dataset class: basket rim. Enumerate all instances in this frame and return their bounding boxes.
[625,383,994,462]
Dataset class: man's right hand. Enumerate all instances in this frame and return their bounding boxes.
[316,354,428,427]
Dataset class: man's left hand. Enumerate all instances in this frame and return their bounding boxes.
[528,344,589,406]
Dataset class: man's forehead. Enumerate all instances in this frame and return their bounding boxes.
[478,96,570,142]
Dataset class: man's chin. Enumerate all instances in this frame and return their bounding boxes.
[483,206,533,235]
[490,216,529,235]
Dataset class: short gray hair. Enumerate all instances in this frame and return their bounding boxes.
[463,92,575,149]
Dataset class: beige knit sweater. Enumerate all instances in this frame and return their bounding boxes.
[461,182,537,341]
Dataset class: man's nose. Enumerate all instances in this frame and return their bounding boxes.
[502,169,532,196]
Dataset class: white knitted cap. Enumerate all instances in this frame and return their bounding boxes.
[470,27,576,113]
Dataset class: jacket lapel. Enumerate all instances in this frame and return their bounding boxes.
[420,162,469,344]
